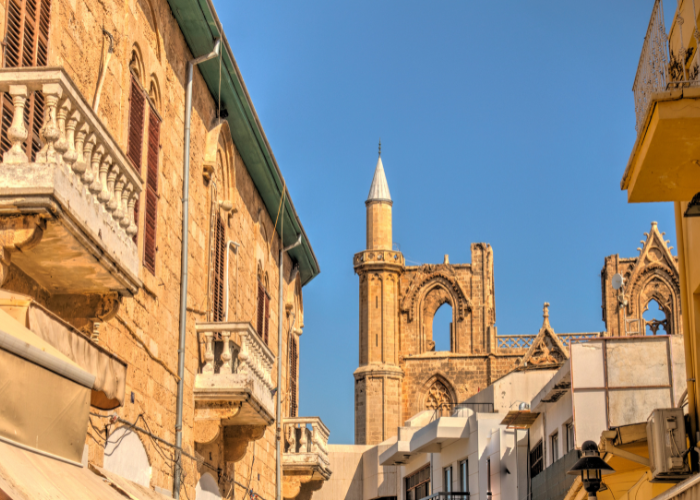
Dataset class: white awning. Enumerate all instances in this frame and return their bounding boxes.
[0,290,127,409]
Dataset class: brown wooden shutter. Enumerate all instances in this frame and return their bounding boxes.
[289,337,298,417]
[0,0,50,161]
[212,213,226,321]
[126,76,146,173]
[256,283,265,338]
[142,107,160,274]
[264,293,270,345]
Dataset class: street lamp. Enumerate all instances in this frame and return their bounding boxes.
[567,441,615,499]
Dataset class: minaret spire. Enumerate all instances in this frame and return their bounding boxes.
[366,151,391,203]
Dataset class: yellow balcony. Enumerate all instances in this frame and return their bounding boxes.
[282,417,332,500]
[623,0,700,203]
[0,68,142,295]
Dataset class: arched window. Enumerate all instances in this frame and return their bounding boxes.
[432,303,453,352]
[643,300,668,335]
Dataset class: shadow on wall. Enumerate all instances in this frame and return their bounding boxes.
[103,427,152,488]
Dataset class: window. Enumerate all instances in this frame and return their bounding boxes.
[289,336,298,417]
[127,74,146,245]
[405,465,429,500]
[551,432,559,463]
[212,213,225,321]
[0,0,51,161]
[530,440,544,479]
[142,104,160,274]
[566,422,575,452]
[256,282,270,344]
[459,460,468,493]
[443,466,452,493]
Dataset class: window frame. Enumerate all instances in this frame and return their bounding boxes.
[566,422,575,453]
[459,459,468,493]
[551,431,559,463]
[404,465,430,500]
[530,439,544,479]
[443,465,452,493]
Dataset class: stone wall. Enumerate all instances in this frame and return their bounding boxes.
[0,0,306,497]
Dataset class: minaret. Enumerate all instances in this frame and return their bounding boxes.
[353,145,405,445]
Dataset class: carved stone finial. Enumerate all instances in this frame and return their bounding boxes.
[543,302,550,319]
[443,254,449,264]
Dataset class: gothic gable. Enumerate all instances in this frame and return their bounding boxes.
[521,303,568,369]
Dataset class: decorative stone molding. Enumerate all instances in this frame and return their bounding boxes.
[400,271,472,323]
[0,215,45,285]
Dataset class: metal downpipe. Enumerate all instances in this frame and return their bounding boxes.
[174,38,220,500]
[277,228,302,500]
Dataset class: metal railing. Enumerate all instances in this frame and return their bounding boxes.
[420,493,470,500]
[430,402,495,421]
[633,0,700,133]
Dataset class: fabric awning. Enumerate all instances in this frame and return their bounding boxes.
[0,440,133,500]
[0,290,127,409]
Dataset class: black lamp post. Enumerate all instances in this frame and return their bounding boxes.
[567,441,615,499]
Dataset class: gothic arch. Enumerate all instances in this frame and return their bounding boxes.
[401,272,471,323]
[135,0,162,61]
[129,44,146,86]
[147,75,161,114]
[420,282,456,352]
[203,119,236,198]
[626,264,681,335]
[419,374,457,417]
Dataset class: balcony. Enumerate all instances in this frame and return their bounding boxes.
[420,494,470,500]
[282,417,332,499]
[0,68,142,295]
[624,0,700,203]
[194,322,275,450]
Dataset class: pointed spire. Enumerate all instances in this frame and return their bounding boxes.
[367,153,392,203]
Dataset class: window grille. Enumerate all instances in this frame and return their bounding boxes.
[531,440,544,478]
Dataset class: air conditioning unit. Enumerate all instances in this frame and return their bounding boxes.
[647,408,692,482]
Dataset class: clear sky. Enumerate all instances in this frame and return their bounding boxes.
[212,0,680,444]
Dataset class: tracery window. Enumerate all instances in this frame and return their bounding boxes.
[425,380,452,416]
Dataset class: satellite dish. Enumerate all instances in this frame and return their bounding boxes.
[612,273,624,290]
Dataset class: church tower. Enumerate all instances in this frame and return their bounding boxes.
[353,150,405,445]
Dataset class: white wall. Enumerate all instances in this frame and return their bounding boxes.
[103,427,152,488]
[313,444,370,500]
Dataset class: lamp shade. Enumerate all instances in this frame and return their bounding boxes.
[567,441,615,476]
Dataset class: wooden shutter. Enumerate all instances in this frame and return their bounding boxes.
[264,293,270,345]
[142,107,160,274]
[212,213,226,321]
[126,76,146,172]
[289,337,298,417]
[0,0,50,161]
[256,283,265,339]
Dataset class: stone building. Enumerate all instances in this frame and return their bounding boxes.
[0,0,330,499]
[354,154,594,446]
[600,221,682,337]
[353,155,683,448]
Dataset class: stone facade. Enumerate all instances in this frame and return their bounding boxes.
[601,221,681,337]
[0,0,319,499]
[354,156,525,446]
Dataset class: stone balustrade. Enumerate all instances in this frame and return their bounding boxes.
[283,416,332,481]
[0,68,143,295]
[0,68,142,241]
[195,322,275,427]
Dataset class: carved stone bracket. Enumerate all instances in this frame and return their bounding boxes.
[0,215,46,285]
[223,424,266,463]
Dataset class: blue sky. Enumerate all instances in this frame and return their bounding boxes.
[213,0,680,444]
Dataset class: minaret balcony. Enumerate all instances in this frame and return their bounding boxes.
[282,416,332,499]
[353,249,404,270]
[0,68,142,296]
[624,0,700,203]
[193,322,275,450]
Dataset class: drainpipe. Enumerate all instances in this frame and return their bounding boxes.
[174,37,220,500]
[277,226,302,500]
